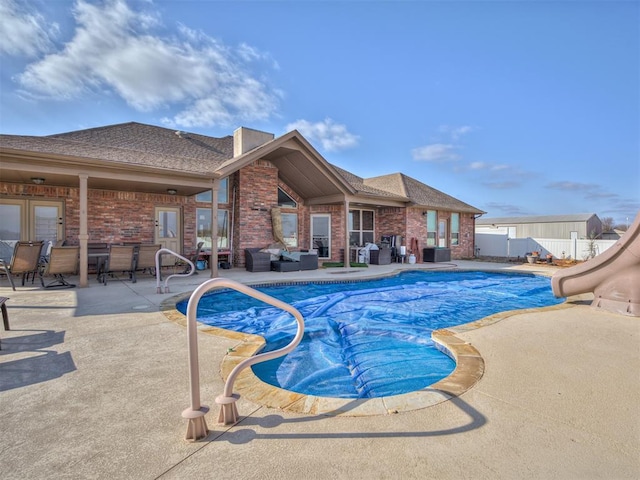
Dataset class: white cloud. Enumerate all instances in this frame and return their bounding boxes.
[411,143,460,162]
[12,0,280,127]
[0,0,58,57]
[469,161,487,170]
[546,181,597,192]
[285,118,359,151]
[437,124,475,140]
[481,180,522,189]
[469,161,511,172]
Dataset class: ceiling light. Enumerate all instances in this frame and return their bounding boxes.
[167,189,178,195]
[31,177,45,185]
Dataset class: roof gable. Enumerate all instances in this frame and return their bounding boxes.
[365,172,484,214]
[331,166,407,200]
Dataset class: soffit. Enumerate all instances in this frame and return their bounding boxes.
[261,147,347,200]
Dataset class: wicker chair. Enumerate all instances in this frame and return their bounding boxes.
[299,252,319,270]
[244,248,271,272]
[369,247,392,265]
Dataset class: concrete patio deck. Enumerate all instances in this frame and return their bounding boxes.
[1,260,638,479]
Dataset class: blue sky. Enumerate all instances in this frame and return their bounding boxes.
[1,0,638,227]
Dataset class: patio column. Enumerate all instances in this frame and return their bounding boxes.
[210,179,220,278]
[344,198,350,269]
[78,174,89,287]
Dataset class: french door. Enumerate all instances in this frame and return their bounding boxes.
[438,219,447,247]
[0,199,64,260]
[311,214,331,259]
[154,207,182,261]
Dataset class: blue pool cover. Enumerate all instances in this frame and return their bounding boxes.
[176,271,564,398]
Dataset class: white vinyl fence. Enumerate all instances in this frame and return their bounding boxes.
[474,233,617,261]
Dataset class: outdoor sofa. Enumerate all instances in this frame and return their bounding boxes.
[244,248,318,272]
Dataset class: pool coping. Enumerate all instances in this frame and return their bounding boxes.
[161,269,572,417]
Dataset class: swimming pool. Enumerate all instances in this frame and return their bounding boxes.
[177,271,563,398]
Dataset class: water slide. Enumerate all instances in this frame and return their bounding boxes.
[551,211,640,316]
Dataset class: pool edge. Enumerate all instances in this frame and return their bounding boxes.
[160,273,572,417]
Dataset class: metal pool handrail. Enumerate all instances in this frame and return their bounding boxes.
[181,278,305,441]
[155,248,195,293]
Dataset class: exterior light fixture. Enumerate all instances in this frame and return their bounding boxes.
[31,177,45,185]
[167,189,178,195]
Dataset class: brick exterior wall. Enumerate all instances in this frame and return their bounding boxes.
[376,207,406,242]
[405,208,475,260]
[0,182,196,252]
[2,166,477,266]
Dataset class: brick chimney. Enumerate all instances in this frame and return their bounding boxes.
[233,127,274,157]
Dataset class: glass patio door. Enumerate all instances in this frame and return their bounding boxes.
[31,201,63,246]
[0,199,63,261]
[311,214,331,258]
[155,207,182,262]
[438,219,447,247]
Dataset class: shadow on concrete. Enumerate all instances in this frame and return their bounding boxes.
[205,394,486,444]
[0,330,76,391]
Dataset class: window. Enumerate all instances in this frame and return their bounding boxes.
[195,177,229,204]
[349,209,374,246]
[451,213,460,246]
[425,210,437,246]
[281,213,298,248]
[278,187,297,208]
[196,208,229,249]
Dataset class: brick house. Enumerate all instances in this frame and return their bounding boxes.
[0,122,484,286]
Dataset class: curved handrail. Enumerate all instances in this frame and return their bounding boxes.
[155,248,196,293]
[182,278,305,439]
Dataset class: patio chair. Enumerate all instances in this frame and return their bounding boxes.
[0,241,44,291]
[135,244,161,276]
[244,248,272,272]
[182,241,204,274]
[88,242,109,272]
[39,246,80,289]
[100,244,137,285]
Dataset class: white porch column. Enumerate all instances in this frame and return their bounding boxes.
[78,174,89,287]
[210,179,220,278]
[344,198,350,269]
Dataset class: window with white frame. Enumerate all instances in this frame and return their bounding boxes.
[196,208,229,249]
[349,209,374,246]
[281,213,298,248]
[425,210,437,246]
[451,213,460,246]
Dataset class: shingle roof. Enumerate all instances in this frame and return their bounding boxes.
[476,213,598,225]
[365,173,484,214]
[2,121,483,213]
[1,122,233,175]
[330,165,408,200]
[49,122,233,161]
